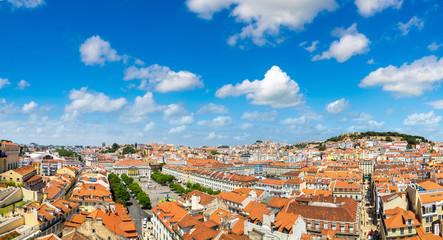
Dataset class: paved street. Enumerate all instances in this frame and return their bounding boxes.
[138,179,180,208]
[127,195,150,239]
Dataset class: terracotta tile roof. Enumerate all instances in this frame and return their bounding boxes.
[284,178,304,185]
[114,159,149,166]
[61,231,88,240]
[258,179,284,186]
[273,211,301,234]
[418,180,443,190]
[230,216,247,235]
[44,185,62,200]
[210,209,232,224]
[268,197,291,209]
[384,207,420,229]
[244,201,271,224]
[181,190,216,206]
[286,196,358,223]
[13,165,35,176]
[419,192,443,205]
[217,192,248,205]
[36,234,61,240]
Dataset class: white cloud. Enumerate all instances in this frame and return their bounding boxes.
[359,56,443,97]
[197,116,233,128]
[163,104,194,125]
[304,40,319,52]
[325,98,350,115]
[22,101,37,114]
[350,112,372,122]
[7,0,45,8]
[135,59,145,66]
[367,59,375,64]
[123,64,203,93]
[368,120,385,128]
[186,0,338,46]
[428,42,443,51]
[239,123,254,130]
[62,87,127,120]
[216,66,304,108]
[404,111,441,127]
[280,112,322,125]
[355,0,402,17]
[241,110,278,122]
[0,78,11,89]
[144,122,155,132]
[427,100,443,109]
[169,125,187,134]
[397,16,424,36]
[17,80,30,90]
[80,35,122,66]
[206,132,228,140]
[313,24,370,62]
[120,92,165,123]
[197,103,229,115]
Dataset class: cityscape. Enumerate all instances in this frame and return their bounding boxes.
[1,0,443,240]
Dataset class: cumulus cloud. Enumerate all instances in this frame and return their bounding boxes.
[216,66,304,108]
[144,122,155,132]
[62,87,127,120]
[303,40,319,52]
[368,120,385,128]
[17,80,30,90]
[7,0,45,8]
[197,116,233,128]
[80,35,122,66]
[186,0,338,46]
[0,78,11,89]
[404,111,441,127]
[313,24,370,62]
[120,92,165,123]
[162,104,194,125]
[325,98,350,115]
[428,42,443,51]
[206,132,228,140]
[22,101,38,114]
[367,59,375,64]
[241,110,278,122]
[427,100,443,109]
[397,16,424,36]
[123,64,203,93]
[169,125,187,134]
[197,103,229,115]
[355,0,402,17]
[350,112,372,122]
[359,56,443,97]
[280,112,322,125]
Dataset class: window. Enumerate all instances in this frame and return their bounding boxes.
[408,227,412,234]
[392,228,396,233]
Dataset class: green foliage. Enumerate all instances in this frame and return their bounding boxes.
[327,131,429,146]
[210,150,219,155]
[151,172,175,185]
[108,173,130,206]
[6,181,16,187]
[56,148,81,160]
[385,136,393,142]
[121,174,134,186]
[103,143,120,153]
[318,145,326,151]
[122,146,137,154]
[170,182,220,195]
[152,163,166,173]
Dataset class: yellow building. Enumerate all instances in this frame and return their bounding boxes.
[0,165,44,190]
[0,142,19,174]
[56,166,78,178]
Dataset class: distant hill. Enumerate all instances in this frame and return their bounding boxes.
[326,131,430,146]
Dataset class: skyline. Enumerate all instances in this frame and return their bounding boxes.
[1,0,443,146]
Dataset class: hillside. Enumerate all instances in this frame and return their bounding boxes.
[326,131,430,146]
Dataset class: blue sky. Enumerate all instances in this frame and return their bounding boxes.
[1,0,443,146]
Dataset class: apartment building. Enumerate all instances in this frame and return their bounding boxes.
[381,207,421,239]
[331,181,362,201]
[255,179,286,197]
[0,165,44,190]
[163,165,258,192]
[152,201,188,240]
[113,159,151,178]
[284,196,360,238]
[0,142,19,174]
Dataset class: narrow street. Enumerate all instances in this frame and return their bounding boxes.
[127,196,150,239]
